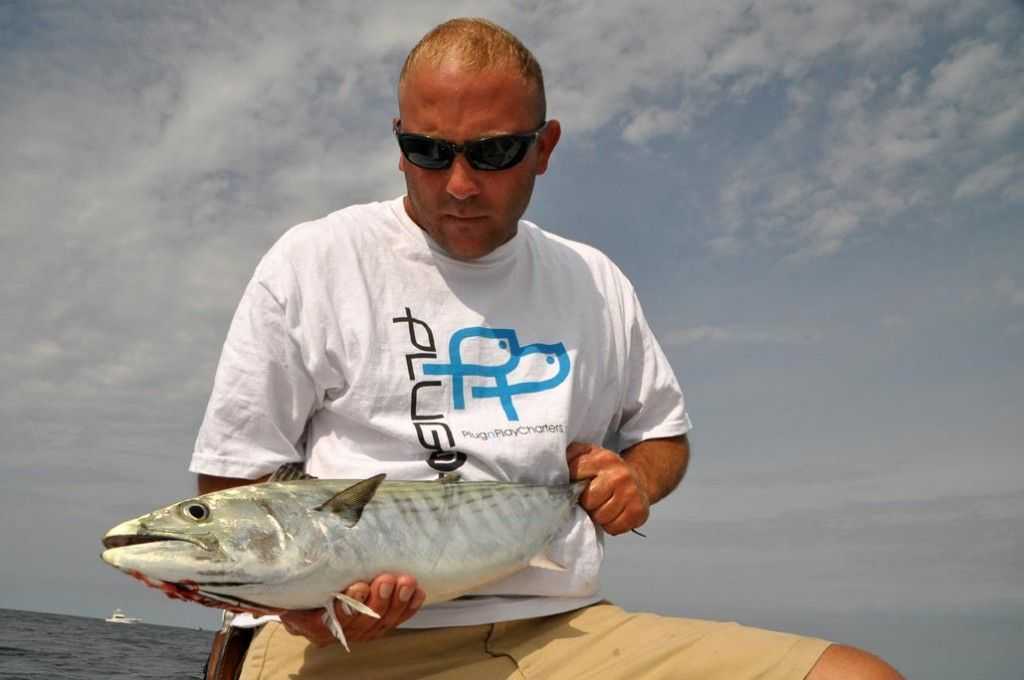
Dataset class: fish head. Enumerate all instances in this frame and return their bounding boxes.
[101,486,293,589]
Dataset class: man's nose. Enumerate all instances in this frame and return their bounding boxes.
[445,156,481,200]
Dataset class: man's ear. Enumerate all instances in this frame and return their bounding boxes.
[535,119,561,175]
[393,117,407,172]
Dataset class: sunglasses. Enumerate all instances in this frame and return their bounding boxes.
[394,121,547,171]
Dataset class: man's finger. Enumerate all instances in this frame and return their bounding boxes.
[577,477,613,513]
[346,576,396,638]
[345,582,371,599]
[568,445,620,482]
[604,503,650,535]
[367,575,418,635]
[566,441,593,461]
[407,588,427,617]
[568,453,602,482]
[589,494,624,527]
[339,582,371,615]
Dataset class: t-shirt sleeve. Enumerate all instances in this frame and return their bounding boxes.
[189,261,319,479]
[614,288,692,451]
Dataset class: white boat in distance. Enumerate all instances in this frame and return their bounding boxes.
[105,608,141,624]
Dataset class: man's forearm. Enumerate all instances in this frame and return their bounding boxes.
[197,473,270,495]
[621,434,689,504]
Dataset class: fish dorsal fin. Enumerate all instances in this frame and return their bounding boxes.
[315,474,386,527]
[268,462,318,482]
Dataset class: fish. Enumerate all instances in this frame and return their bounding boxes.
[101,465,586,649]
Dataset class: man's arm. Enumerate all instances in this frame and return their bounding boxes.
[621,434,689,503]
[197,473,269,495]
[567,434,689,535]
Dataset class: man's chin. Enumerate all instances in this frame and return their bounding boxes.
[430,221,513,259]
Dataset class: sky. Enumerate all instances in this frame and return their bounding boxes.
[1,2,1021,677]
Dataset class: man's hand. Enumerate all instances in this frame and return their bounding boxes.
[567,442,651,535]
[279,573,426,647]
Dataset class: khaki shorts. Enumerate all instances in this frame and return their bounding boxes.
[240,602,831,680]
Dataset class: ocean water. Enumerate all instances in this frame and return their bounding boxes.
[0,608,214,679]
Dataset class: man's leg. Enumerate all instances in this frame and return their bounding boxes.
[805,644,904,680]
[491,603,907,680]
[239,621,522,680]
[491,603,832,679]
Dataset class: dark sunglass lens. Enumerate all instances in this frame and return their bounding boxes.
[471,136,530,170]
[399,135,452,169]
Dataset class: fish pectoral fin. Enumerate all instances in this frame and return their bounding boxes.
[334,592,381,619]
[528,551,567,572]
[321,593,381,653]
[322,602,350,652]
[315,473,387,527]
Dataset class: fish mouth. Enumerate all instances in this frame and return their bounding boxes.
[102,518,217,553]
[102,533,197,550]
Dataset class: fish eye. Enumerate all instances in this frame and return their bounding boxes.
[182,502,210,522]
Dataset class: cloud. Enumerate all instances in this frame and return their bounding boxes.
[532,1,960,141]
[711,22,1023,258]
[0,3,448,414]
[622,107,690,145]
[1,3,1017,431]
[955,153,1023,200]
[6,2,1014,270]
[664,324,824,348]
[995,276,1024,307]
[9,0,993,417]
[664,488,1024,611]
[928,40,1003,99]
[880,314,908,330]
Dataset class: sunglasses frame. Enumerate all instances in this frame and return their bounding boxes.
[394,120,548,171]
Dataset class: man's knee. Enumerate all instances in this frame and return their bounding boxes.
[805,643,904,680]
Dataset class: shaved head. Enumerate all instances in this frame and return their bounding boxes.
[399,17,546,123]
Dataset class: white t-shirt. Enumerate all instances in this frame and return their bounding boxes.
[190,197,691,627]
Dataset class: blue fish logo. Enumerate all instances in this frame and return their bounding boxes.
[423,327,570,421]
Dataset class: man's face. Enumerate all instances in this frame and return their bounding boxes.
[397,60,560,260]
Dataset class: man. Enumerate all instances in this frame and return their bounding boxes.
[191,17,902,680]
